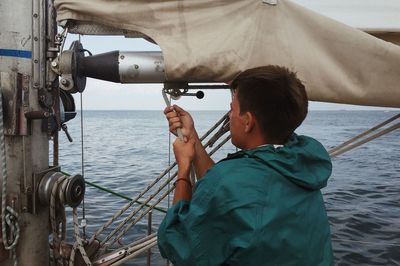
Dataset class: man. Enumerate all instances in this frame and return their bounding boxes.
[157,66,333,266]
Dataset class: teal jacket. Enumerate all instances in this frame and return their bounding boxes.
[158,134,333,266]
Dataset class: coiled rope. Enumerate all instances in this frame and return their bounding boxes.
[0,92,20,266]
[50,175,67,263]
[69,208,92,266]
[49,174,91,265]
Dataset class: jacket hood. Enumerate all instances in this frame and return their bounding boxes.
[239,134,332,190]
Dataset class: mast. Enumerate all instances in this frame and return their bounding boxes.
[0,0,55,264]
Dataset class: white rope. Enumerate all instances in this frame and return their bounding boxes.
[91,113,230,245]
[102,123,231,248]
[49,174,92,265]
[110,237,158,266]
[90,111,398,264]
[90,162,179,243]
[0,92,20,266]
[330,122,399,157]
[84,110,398,266]
[68,208,92,266]
[329,113,399,155]
[332,237,400,247]
[106,181,177,247]
[50,175,67,263]
[106,135,232,248]
[103,133,232,248]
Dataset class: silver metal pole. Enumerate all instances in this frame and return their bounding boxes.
[0,0,52,264]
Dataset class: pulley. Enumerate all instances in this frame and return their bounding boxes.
[38,172,85,208]
[51,41,87,93]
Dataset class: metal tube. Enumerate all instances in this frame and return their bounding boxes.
[119,51,165,83]
[78,51,165,83]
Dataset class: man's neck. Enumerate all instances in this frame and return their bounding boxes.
[241,136,285,150]
[241,136,268,150]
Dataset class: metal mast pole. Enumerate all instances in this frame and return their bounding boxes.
[0,0,55,264]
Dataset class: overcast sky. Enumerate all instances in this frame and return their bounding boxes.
[66,0,400,111]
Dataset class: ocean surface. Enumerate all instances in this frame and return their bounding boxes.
[58,110,400,266]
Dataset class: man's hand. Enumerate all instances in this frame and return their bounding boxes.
[173,138,195,168]
[172,138,194,204]
[164,105,196,141]
[164,104,214,179]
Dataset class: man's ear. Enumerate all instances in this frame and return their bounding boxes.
[244,112,255,133]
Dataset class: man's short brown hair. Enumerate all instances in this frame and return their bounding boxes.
[231,65,308,143]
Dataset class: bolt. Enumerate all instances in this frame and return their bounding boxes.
[61,79,69,85]
[34,37,38,41]
[33,82,39,88]
[7,129,12,134]
[51,61,58,67]
[134,64,139,69]
[120,55,125,60]
[33,13,38,18]
[34,59,38,63]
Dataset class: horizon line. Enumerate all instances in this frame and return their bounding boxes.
[74,109,398,111]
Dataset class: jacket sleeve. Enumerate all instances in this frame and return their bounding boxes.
[157,168,234,266]
[157,200,197,264]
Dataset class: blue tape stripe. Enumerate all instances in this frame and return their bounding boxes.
[0,49,32,59]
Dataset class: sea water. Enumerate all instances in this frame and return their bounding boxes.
[59,110,400,266]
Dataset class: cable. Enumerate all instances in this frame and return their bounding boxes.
[80,87,87,239]
[78,34,86,237]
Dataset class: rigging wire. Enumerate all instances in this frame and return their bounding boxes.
[69,108,399,263]
[91,113,230,248]
[329,113,399,157]
[167,95,172,210]
[102,122,231,248]
[79,32,87,239]
[80,90,87,239]
[80,111,399,263]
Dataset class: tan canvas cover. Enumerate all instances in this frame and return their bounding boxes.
[55,0,400,108]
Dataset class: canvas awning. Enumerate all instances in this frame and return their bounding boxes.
[55,0,400,108]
